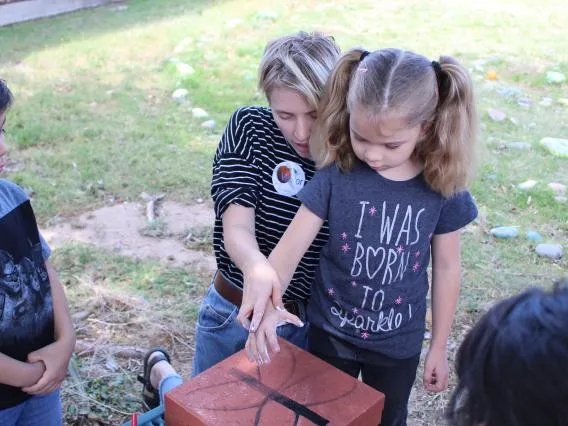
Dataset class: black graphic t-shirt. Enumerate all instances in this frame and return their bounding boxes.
[0,179,54,409]
[298,162,477,359]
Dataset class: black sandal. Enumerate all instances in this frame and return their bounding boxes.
[137,348,171,410]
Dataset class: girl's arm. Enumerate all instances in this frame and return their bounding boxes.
[245,205,324,363]
[268,205,324,292]
[424,230,461,392]
[0,353,45,388]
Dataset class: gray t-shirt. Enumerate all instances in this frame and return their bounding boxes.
[297,162,478,359]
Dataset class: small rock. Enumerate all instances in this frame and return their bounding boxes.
[517,98,532,108]
[167,255,175,261]
[526,231,543,241]
[192,108,209,118]
[548,182,566,194]
[509,117,520,126]
[546,71,566,84]
[176,63,194,77]
[540,137,568,158]
[506,142,531,150]
[555,196,567,203]
[535,243,564,259]
[172,88,189,101]
[105,356,119,372]
[196,198,204,203]
[487,108,506,121]
[490,226,519,238]
[424,331,432,340]
[498,86,521,97]
[72,311,90,322]
[201,119,216,129]
[540,97,554,106]
[517,179,537,190]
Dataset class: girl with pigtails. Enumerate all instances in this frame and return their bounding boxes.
[244,48,479,426]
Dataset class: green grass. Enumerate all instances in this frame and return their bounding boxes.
[1,0,567,424]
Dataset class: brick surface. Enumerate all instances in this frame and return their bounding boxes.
[165,338,384,425]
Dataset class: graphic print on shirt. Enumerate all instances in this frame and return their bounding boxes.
[328,200,429,340]
[0,247,53,344]
[272,161,306,197]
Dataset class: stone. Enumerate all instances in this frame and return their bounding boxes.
[487,108,506,121]
[176,63,195,77]
[546,71,566,84]
[506,142,531,150]
[540,137,568,158]
[535,243,564,259]
[490,226,519,239]
[540,97,554,106]
[517,180,537,190]
[548,182,566,193]
[192,108,209,118]
[517,98,532,108]
[172,88,189,101]
[201,120,216,129]
[165,338,385,425]
[555,196,567,203]
[526,231,543,241]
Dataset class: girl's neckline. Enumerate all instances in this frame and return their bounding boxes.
[357,161,424,184]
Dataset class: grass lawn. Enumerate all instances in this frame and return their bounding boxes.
[1,0,566,424]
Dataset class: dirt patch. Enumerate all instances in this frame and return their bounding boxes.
[42,200,217,273]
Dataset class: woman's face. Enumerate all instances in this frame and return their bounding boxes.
[269,87,317,159]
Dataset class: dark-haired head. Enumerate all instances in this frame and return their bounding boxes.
[447,279,568,426]
[0,79,14,114]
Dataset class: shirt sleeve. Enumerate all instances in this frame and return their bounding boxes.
[297,164,333,220]
[210,108,259,218]
[39,233,51,261]
[434,190,478,234]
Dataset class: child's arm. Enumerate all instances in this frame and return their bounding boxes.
[423,230,461,392]
[21,261,75,395]
[246,205,323,363]
[0,353,45,388]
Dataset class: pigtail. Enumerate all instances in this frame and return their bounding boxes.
[311,49,364,170]
[419,56,478,197]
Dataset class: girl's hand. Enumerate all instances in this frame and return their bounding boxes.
[237,259,284,333]
[423,346,449,392]
[245,302,303,365]
[21,339,73,395]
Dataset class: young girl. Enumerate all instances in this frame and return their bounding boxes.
[245,48,478,426]
[0,79,75,426]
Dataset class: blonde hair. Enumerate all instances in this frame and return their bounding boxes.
[314,48,478,197]
[258,31,341,109]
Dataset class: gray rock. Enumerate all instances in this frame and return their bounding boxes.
[546,71,566,84]
[192,108,209,118]
[201,119,216,129]
[172,88,189,101]
[555,196,567,203]
[535,243,564,259]
[518,180,537,190]
[490,226,519,238]
[540,137,568,158]
[487,108,506,121]
[506,142,531,150]
[548,182,566,194]
[526,231,543,241]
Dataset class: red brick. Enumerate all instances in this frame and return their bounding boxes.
[165,338,384,425]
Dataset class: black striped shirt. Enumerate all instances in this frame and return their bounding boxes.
[211,106,329,303]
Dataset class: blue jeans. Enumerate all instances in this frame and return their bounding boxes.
[191,280,309,376]
[0,390,61,426]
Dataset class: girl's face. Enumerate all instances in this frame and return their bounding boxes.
[269,86,317,159]
[349,105,423,179]
[0,112,8,173]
